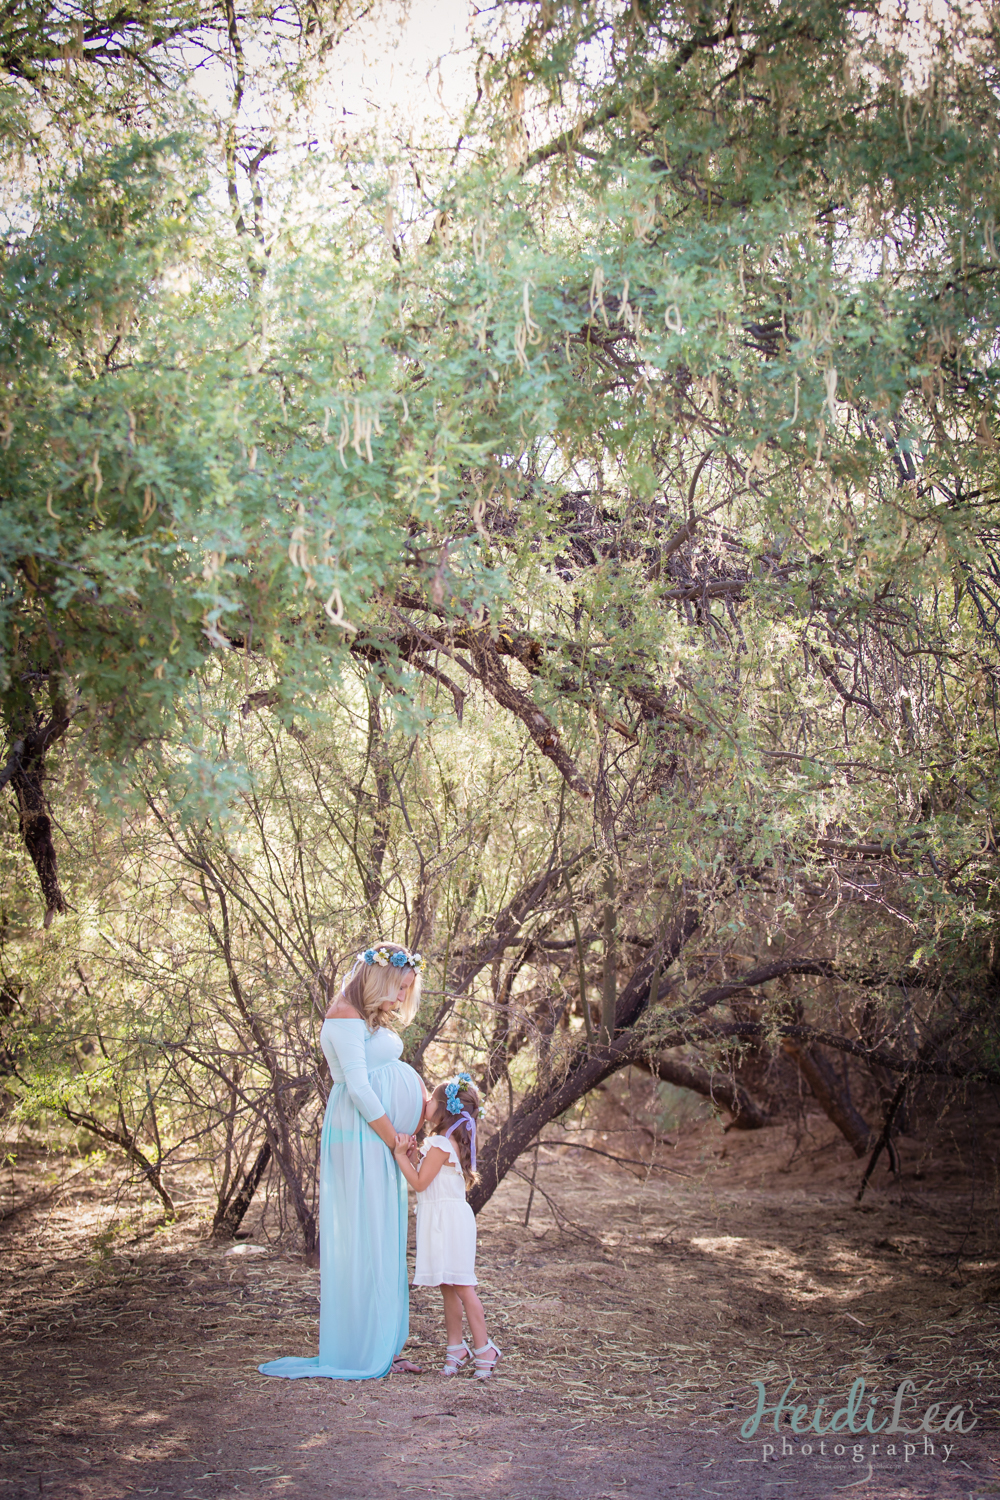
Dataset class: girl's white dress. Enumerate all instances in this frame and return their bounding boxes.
[412,1134,478,1287]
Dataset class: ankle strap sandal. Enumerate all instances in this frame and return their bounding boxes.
[473,1338,501,1380]
[442,1340,472,1376]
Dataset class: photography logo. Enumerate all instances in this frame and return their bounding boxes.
[740,1376,978,1467]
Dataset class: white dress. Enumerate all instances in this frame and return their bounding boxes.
[411,1134,478,1287]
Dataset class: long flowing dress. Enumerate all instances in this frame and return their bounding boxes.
[258,1018,424,1380]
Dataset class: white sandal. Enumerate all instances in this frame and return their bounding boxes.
[442,1340,471,1376]
[473,1338,501,1380]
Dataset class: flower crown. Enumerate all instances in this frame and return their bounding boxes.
[440,1072,482,1171]
[444,1072,479,1117]
[359,946,423,972]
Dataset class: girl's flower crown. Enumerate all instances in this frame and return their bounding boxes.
[360,946,423,972]
[444,1072,473,1116]
[442,1072,480,1171]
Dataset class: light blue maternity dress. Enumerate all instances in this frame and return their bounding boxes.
[258,1019,423,1381]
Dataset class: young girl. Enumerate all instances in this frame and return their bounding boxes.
[393,1073,501,1380]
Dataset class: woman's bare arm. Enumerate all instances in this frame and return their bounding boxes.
[365,1114,397,1149]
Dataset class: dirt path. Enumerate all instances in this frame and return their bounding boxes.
[2,1115,998,1500]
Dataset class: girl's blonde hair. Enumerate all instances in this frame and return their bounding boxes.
[428,1078,480,1187]
[336,943,422,1030]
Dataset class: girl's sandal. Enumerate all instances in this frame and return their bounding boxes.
[442,1341,471,1376]
[473,1339,501,1380]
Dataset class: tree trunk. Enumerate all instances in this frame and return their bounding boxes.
[856,1077,908,1203]
[213,1140,272,1238]
[566,871,594,1042]
[365,689,392,919]
[470,901,701,1213]
[639,1052,769,1130]
[857,999,910,1132]
[601,862,617,1043]
[782,1039,872,1156]
[3,703,71,924]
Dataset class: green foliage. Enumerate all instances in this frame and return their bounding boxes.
[3,0,1000,1233]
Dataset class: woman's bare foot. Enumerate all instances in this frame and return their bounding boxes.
[390,1357,423,1374]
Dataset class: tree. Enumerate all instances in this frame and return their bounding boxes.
[3,0,1000,1237]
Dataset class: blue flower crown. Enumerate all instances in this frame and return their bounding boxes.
[441,1072,481,1170]
[444,1072,473,1115]
[360,946,423,972]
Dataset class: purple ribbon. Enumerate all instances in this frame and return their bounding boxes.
[443,1110,477,1172]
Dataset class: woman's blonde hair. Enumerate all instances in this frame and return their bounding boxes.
[336,943,422,1029]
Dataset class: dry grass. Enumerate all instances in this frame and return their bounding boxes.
[1,1095,999,1500]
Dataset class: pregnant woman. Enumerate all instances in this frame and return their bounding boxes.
[259,943,426,1380]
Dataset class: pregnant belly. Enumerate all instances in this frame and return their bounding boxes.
[369,1060,423,1135]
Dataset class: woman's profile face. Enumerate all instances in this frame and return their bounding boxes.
[380,966,415,1010]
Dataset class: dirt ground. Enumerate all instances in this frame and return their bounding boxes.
[2,1103,999,1500]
